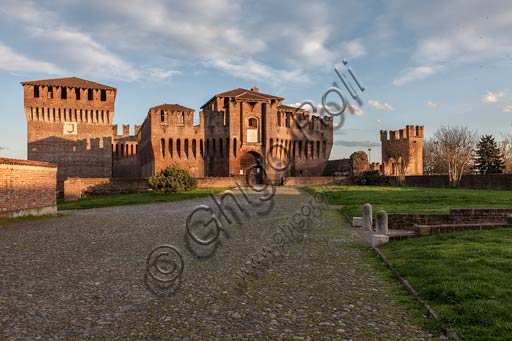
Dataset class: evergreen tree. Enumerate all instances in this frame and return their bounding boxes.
[474,134,504,174]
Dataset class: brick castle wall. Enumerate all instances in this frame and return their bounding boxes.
[389,174,512,190]
[0,158,57,217]
[22,79,116,191]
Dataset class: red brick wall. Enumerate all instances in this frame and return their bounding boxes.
[283,176,350,186]
[0,158,57,217]
[388,208,512,230]
[23,83,116,191]
[391,174,512,190]
[64,178,150,201]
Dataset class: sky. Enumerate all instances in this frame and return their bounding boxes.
[0,0,511,163]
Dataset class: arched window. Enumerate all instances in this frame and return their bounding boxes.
[206,139,210,156]
[304,141,309,159]
[131,144,134,156]
[298,141,303,160]
[177,139,181,158]
[184,139,189,158]
[248,118,257,128]
[169,139,173,158]
[316,141,320,159]
[213,139,216,156]
[233,138,237,157]
[200,139,204,158]
[192,139,197,159]
[219,139,223,158]
[277,112,281,126]
[160,110,165,122]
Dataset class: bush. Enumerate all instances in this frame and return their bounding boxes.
[149,164,197,193]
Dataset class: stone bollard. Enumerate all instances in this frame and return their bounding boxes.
[362,203,373,231]
[376,210,388,235]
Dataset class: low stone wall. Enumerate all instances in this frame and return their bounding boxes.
[0,158,57,217]
[196,177,239,188]
[64,178,150,201]
[388,208,512,230]
[283,176,350,186]
[64,176,239,201]
[390,174,512,190]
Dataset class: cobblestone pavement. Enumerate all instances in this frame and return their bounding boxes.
[0,187,436,340]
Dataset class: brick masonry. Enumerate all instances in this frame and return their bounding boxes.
[390,174,512,190]
[22,77,116,192]
[138,88,334,182]
[0,158,57,217]
[380,125,423,176]
[387,208,512,230]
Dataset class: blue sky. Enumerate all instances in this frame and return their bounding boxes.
[0,0,511,163]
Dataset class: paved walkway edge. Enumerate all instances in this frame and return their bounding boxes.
[373,246,462,341]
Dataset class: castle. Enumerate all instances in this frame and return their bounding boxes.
[21,77,334,190]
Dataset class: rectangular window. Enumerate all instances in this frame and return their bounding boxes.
[75,88,81,100]
[61,87,67,100]
[34,85,40,98]
[47,86,53,99]
[100,89,106,101]
[88,89,93,101]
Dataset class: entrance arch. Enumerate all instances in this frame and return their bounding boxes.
[239,151,264,185]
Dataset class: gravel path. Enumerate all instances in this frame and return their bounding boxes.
[0,187,435,340]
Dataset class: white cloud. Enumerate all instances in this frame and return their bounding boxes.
[30,27,140,81]
[144,68,182,81]
[387,1,512,85]
[426,101,439,109]
[290,101,365,117]
[393,65,441,86]
[481,90,505,103]
[207,58,306,84]
[368,99,394,111]
[340,38,367,59]
[503,105,512,113]
[0,43,62,74]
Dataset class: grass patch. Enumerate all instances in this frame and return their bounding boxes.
[305,185,512,217]
[380,228,512,340]
[0,214,63,227]
[58,188,228,210]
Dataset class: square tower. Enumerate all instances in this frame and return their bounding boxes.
[21,77,116,191]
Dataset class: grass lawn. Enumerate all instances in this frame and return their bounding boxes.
[380,229,512,340]
[0,214,63,227]
[305,185,512,217]
[57,188,228,210]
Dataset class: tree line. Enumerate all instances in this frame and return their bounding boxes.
[423,126,510,187]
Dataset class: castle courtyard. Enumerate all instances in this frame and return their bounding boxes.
[0,188,433,340]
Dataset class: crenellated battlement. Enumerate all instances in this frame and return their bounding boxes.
[380,125,424,142]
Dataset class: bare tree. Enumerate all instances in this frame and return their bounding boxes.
[434,126,478,187]
[423,138,448,174]
[499,132,512,173]
[387,150,410,185]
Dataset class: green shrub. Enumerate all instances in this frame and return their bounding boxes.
[148,164,197,193]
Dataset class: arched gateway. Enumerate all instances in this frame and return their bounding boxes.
[239,151,264,185]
